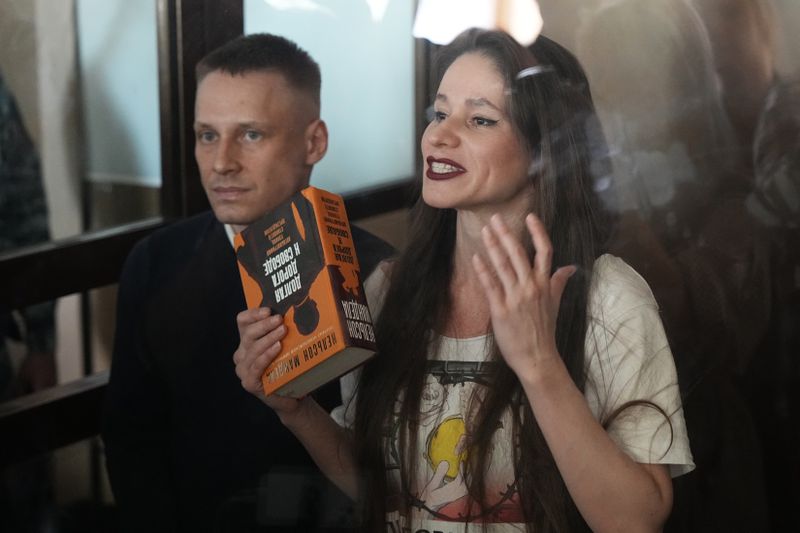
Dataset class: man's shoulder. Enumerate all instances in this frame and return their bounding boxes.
[150,210,221,245]
[132,211,223,258]
[121,211,227,285]
[350,224,396,278]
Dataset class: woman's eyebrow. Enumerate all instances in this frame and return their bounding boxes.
[466,97,501,112]
[435,93,502,112]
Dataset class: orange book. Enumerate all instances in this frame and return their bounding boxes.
[234,186,377,398]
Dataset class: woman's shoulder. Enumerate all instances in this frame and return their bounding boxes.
[363,260,394,317]
[588,254,660,320]
[364,260,393,290]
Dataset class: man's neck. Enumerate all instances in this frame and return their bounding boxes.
[223,224,237,248]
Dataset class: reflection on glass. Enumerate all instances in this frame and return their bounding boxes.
[0,1,60,436]
[0,0,162,247]
[0,72,56,399]
[0,0,161,422]
[1,0,798,530]
[538,0,799,529]
[412,0,542,46]
[244,0,416,194]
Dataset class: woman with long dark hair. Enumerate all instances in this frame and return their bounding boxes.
[235,29,693,532]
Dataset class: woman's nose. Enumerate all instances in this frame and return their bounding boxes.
[425,118,461,148]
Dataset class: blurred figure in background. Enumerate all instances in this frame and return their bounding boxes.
[0,70,57,532]
[577,0,772,530]
[691,0,779,154]
[691,1,800,529]
[0,75,55,398]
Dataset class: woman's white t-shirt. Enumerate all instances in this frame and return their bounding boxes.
[332,255,694,532]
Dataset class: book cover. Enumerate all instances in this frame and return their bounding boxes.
[234,186,377,398]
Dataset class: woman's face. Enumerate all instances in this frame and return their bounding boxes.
[421,52,533,218]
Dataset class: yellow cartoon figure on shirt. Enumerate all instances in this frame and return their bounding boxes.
[427,416,468,478]
[419,416,469,511]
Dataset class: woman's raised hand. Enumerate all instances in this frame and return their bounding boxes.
[233,307,302,416]
[472,213,576,384]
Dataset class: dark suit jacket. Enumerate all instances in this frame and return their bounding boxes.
[102,211,394,533]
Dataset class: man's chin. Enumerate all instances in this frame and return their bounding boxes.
[211,207,256,231]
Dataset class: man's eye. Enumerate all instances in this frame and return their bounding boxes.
[197,131,217,143]
[473,117,498,127]
[244,130,262,141]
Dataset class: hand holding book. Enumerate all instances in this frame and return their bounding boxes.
[234,186,379,398]
[233,307,303,415]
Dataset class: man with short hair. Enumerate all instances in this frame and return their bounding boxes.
[102,33,393,533]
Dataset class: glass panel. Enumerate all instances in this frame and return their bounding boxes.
[244,0,416,194]
[538,0,800,530]
[76,0,162,232]
[0,0,161,248]
[76,0,161,191]
[0,0,159,414]
[3,1,799,530]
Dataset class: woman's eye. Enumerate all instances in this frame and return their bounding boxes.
[425,105,447,123]
[243,130,262,141]
[473,116,498,127]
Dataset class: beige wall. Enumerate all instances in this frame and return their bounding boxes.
[35,0,83,242]
[355,208,411,252]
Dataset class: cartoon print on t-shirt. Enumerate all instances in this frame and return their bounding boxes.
[417,417,469,512]
[387,358,524,523]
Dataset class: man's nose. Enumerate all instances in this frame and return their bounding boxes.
[212,138,241,174]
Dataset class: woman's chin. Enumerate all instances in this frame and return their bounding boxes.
[421,183,460,210]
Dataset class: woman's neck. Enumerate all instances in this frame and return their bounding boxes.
[452,209,529,280]
[442,208,530,338]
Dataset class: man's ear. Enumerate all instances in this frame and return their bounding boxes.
[304,119,328,165]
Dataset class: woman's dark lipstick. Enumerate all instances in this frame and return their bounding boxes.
[426,156,466,180]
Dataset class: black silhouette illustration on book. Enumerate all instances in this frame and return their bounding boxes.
[237,193,324,335]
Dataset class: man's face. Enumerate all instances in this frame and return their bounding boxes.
[194,70,324,232]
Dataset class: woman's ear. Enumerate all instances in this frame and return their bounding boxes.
[304,119,328,165]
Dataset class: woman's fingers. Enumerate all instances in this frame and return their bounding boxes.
[479,213,548,296]
[490,214,533,282]
[477,212,574,308]
[481,224,521,296]
[550,265,577,311]
[472,253,505,311]
[233,307,287,394]
[480,225,512,292]
[526,213,553,279]
[247,321,286,357]
[236,306,271,330]
[238,308,281,341]
[240,339,283,393]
